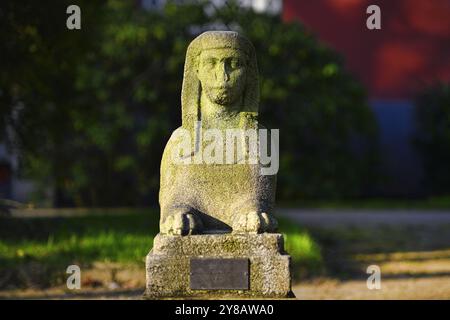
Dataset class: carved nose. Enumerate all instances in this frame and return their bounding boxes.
[222,71,229,82]
[216,63,229,82]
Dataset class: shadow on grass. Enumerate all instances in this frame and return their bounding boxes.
[303,224,450,280]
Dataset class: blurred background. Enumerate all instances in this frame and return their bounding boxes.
[0,0,449,299]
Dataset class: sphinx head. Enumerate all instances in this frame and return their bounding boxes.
[196,47,247,106]
[181,31,259,128]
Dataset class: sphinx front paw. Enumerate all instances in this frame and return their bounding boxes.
[231,211,278,234]
[160,211,203,236]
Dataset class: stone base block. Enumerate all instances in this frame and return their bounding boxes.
[144,233,294,299]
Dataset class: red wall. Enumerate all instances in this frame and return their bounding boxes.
[283,0,450,99]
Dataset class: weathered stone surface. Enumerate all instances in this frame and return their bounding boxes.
[159,31,277,235]
[145,31,293,299]
[144,233,293,299]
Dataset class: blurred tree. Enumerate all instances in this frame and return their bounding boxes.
[0,1,378,206]
[414,82,450,196]
[0,0,107,205]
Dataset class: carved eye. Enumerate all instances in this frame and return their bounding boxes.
[204,58,216,68]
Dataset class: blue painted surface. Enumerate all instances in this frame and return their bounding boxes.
[370,100,424,196]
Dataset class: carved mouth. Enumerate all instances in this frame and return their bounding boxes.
[212,85,231,90]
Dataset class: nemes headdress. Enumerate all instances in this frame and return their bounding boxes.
[181,31,260,129]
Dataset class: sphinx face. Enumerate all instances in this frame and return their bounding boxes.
[197,48,247,106]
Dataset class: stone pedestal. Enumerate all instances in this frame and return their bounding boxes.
[144,233,294,299]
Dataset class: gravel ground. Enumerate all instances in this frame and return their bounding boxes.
[2,277,449,300]
[277,209,450,228]
[293,276,450,300]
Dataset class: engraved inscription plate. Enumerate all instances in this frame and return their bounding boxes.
[190,258,249,290]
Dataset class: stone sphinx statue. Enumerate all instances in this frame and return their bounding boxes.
[145,31,292,299]
[159,30,278,235]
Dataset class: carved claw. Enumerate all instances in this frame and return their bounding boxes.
[160,211,203,236]
[231,211,277,234]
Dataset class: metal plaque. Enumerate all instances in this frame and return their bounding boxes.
[190,258,249,290]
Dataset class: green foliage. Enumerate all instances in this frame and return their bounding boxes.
[1,1,378,205]
[414,82,450,195]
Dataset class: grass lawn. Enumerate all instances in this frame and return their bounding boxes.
[1,208,449,299]
[0,209,322,289]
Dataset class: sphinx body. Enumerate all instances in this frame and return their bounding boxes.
[159,31,277,235]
